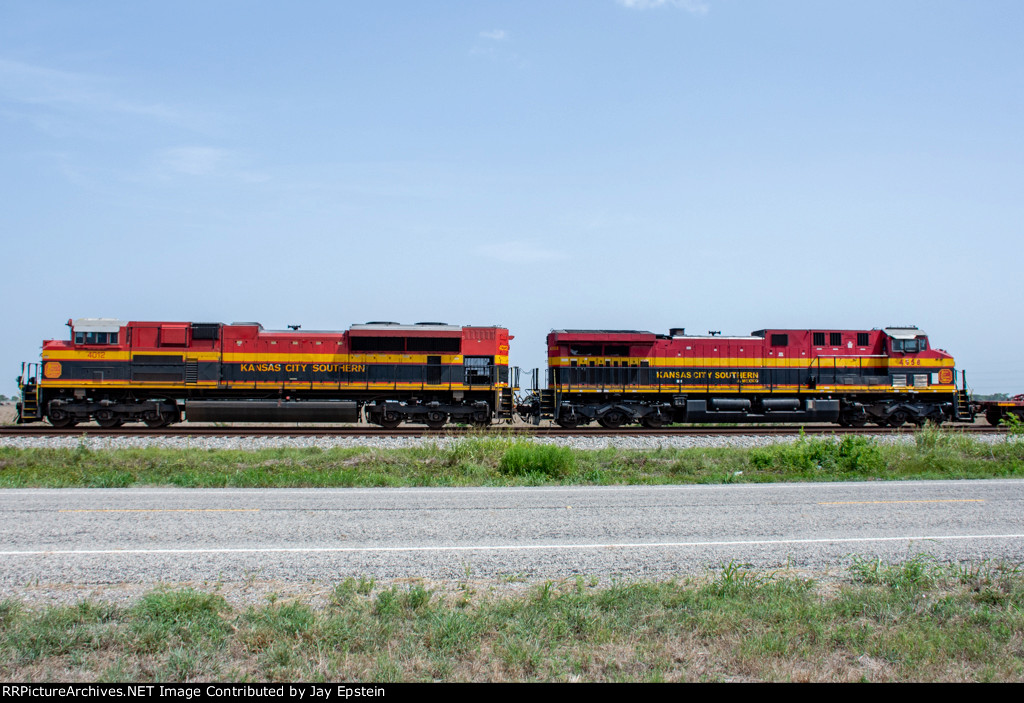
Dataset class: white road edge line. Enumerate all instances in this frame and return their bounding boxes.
[3,533,1024,556]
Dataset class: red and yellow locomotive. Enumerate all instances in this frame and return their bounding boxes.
[17,318,514,428]
[518,326,973,428]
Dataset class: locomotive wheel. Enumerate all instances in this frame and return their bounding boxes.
[143,413,170,428]
[642,414,666,429]
[556,414,579,429]
[425,411,447,430]
[378,412,402,430]
[986,410,1003,426]
[849,416,868,428]
[48,411,77,429]
[598,411,626,429]
[96,416,123,428]
[887,411,907,428]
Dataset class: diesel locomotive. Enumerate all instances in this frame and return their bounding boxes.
[516,326,974,428]
[16,318,975,429]
[16,318,515,428]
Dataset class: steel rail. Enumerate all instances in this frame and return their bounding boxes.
[0,424,1006,438]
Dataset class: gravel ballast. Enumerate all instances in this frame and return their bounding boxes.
[2,432,1008,451]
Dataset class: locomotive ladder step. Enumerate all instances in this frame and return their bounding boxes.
[954,389,973,421]
[498,388,515,415]
[17,362,43,422]
[19,397,41,421]
[539,389,557,416]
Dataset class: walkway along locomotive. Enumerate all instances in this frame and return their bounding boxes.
[516,326,974,428]
[16,319,515,428]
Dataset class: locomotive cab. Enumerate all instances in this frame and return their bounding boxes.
[70,318,126,346]
[885,327,928,355]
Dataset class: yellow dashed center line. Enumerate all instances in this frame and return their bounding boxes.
[818,499,984,505]
[59,509,260,513]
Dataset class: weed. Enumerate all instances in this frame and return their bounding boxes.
[374,588,401,618]
[1001,413,1024,437]
[499,443,576,478]
[130,589,229,656]
[357,576,376,595]
[849,554,940,591]
[9,601,119,662]
[750,436,885,475]
[330,580,356,607]
[402,584,433,611]
[0,599,22,629]
[708,561,771,595]
[163,647,201,680]
[245,602,314,637]
[425,611,478,654]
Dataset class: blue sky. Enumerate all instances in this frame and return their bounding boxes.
[2,0,1022,395]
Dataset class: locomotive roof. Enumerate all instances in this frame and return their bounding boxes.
[676,335,763,341]
[351,323,463,332]
[884,327,926,339]
[552,329,655,335]
[72,318,126,332]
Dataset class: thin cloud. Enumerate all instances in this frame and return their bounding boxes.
[615,0,709,13]
[160,146,228,176]
[0,57,204,129]
[0,58,104,106]
[479,30,507,41]
[156,146,269,182]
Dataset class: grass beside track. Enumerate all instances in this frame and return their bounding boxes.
[1,557,1022,682]
[0,428,1022,488]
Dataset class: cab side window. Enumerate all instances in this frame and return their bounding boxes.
[74,331,118,345]
[892,338,919,353]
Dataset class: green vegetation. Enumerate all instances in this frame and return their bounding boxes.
[974,393,1014,401]
[0,429,1021,488]
[1,558,1022,682]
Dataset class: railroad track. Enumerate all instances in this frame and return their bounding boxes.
[0,424,1006,438]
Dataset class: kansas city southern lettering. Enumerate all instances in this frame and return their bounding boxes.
[238,364,366,373]
[655,370,760,383]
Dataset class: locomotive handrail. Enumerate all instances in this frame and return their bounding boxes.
[810,354,890,386]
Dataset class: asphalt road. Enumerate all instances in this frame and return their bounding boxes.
[1,480,1022,588]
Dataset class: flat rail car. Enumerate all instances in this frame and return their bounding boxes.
[976,395,1024,426]
[518,326,974,428]
[16,318,515,429]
